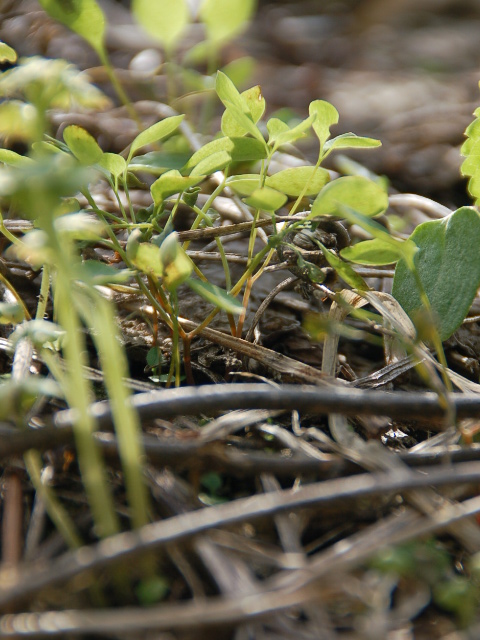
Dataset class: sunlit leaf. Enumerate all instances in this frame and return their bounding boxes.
[0,41,17,63]
[265,166,329,197]
[190,150,231,176]
[132,0,189,51]
[200,0,256,45]
[151,170,204,205]
[309,100,339,149]
[270,114,315,151]
[159,232,192,290]
[323,133,381,154]
[226,174,259,195]
[0,149,33,168]
[243,186,287,211]
[63,125,103,165]
[98,152,126,178]
[183,138,233,172]
[340,239,401,265]
[317,243,369,291]
[38,0,106,55]
[310,175,388,218]
[127,115,185,165]
[222,85,265,137]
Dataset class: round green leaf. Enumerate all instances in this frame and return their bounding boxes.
[243,187,287,212]
[63,125,103,165]
[310,175,388,218]
[392,207,480,341]
[265,166,329,197]
[189,150,232,177]
[132,0,189,51]
[227,174,260,196]
[200,0,256,45]
[309,100,339,148]
[151,170,203,205]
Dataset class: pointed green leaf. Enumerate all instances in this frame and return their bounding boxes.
[63,125,103,165]
[267,118,290,144]
[38,0,105,55]
[186,277,244,314]
[0,41,17,63]
[183,138,233,172]
[200,0,256,45]
[271,114,315,151]
[335,205,417,265]
[461,110,480,204]
[222,101,265,143]
[265,166,329,197]
[127,115,185,165]
[392,207,480,341]
[341,239,401,266]
[132,0,189,51]
[190,150,231,177]
[151,170,203,205]
[317,242,368,290]
[323,133,382,154]
[243,187,287,211]
[309,100,339,148]
[310,176,388,218]
[216,70,245,111]
[222,85,265,137]
[128,150,190,175]
[0,149,33,167]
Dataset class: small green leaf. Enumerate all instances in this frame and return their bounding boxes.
[159,233,192,290]
[201,0,256,45]
[243,187,287,211]
[267,118,290,144]
[216,70,245,111]
[265,166,329,197]
[270,114,316,152]
[227,174,260,196]
[0,41,17,63]
[336,205,417,265]
[323,133,381,154]
[317,243,369,291]
[183,138,233,172]
[190,150,231,177]
[309,100,339,148]
[132,0,189,51]
[127,236,164,278]
[340,239,402,265]
[151,170,203,205]
[230,137,268,162]
[222,85,265,137]
[38,0,106,55]
[63,125,103,165]
[222,101,265,143]
[128,150,190,175]
[310,176,388,218]
[186,278,244,314]
[127,115,185,165]
[0,149,33,168]
[392,206,480,341]
[97,152,126,178]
